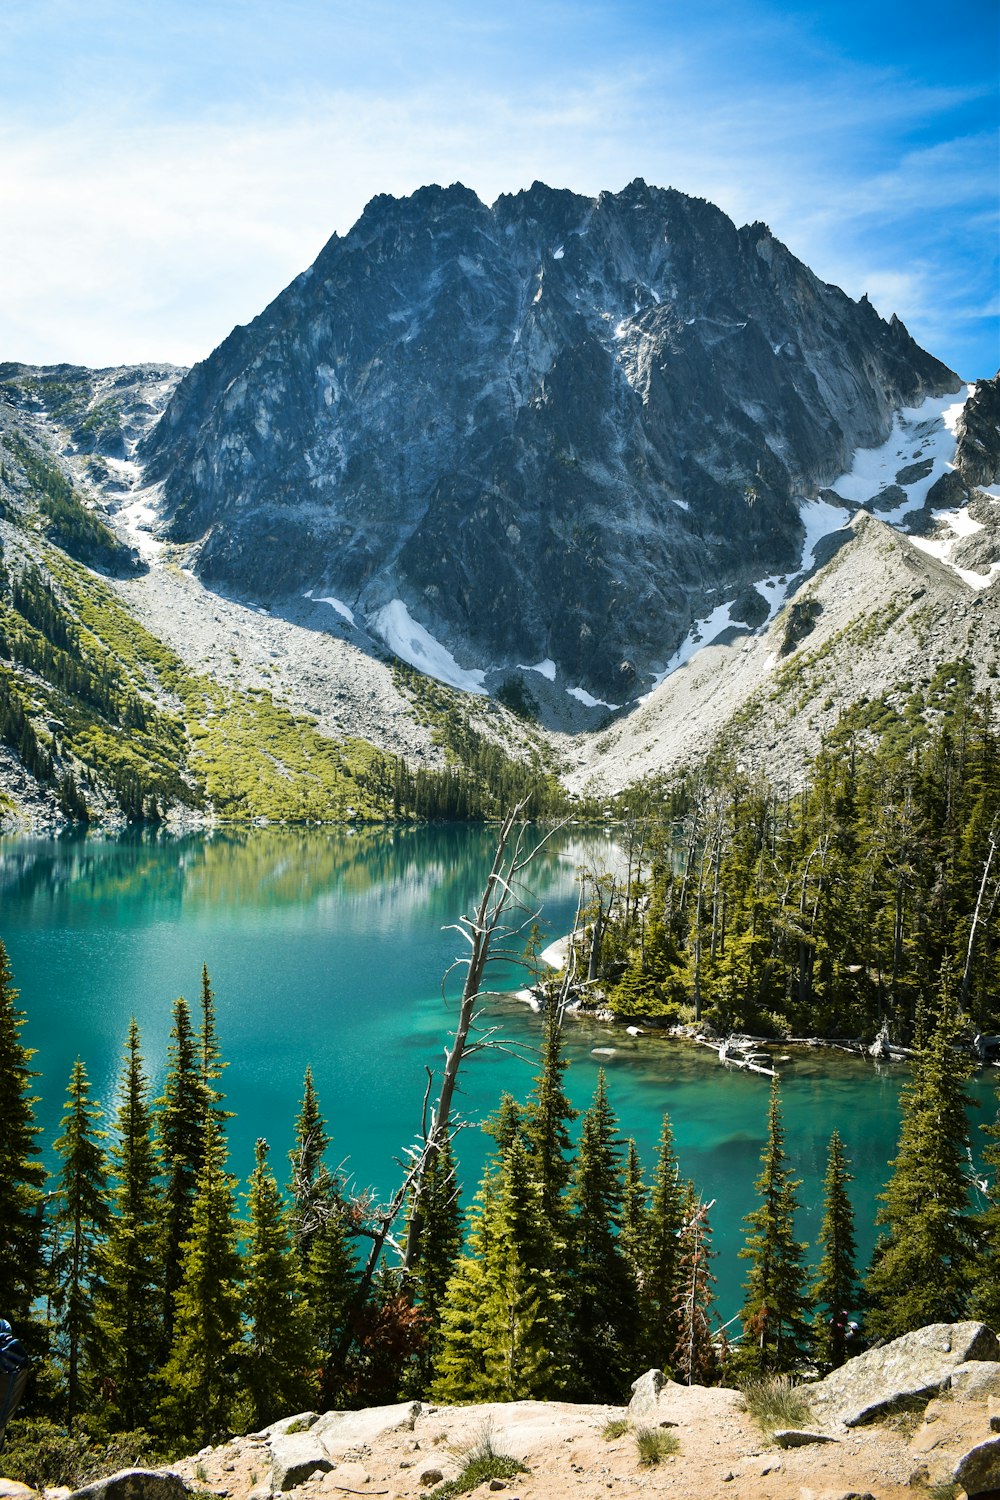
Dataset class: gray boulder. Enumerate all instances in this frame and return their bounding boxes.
[949,1361,1000,1399]
[68,1473,194,1500]
[807,1322,1000,1429]
[954,1436,1000,1497]
[268,1434,333,1491]
[772,1428,839,1448]
[313,1401,420,1454]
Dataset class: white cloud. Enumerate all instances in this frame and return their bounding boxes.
[0,17,995,376]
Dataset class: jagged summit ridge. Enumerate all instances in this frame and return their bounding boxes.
[141,179,958,703]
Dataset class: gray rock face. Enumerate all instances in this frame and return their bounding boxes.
[956,373,1000,487]
[807,1321,1000,1429]
[140,179,957,700]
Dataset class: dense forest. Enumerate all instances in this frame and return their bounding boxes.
[1,928,998,1488]
[578,664,1000,1045]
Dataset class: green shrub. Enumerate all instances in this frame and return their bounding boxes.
[1,1419,170,1490]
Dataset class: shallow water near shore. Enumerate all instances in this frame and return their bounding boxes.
[2,823,995,1321]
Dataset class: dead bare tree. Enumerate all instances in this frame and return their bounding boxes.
[400,802,566,1269]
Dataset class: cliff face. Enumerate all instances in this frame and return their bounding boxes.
[140,179,958,701]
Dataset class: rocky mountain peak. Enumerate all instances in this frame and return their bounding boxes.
[139,180,959,711]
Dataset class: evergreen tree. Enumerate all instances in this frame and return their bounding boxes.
[810,1130,857,1368]
[642,1112,686,1372]
[672,1185,719,1386]
[156,996,204,1343]
[738,1078,809,1373]
[158,1118,242,1444]
[287,1065,331,1264]
[307,1197,358,1410]
[0,941,46,1338]
[433,1170,497,1403]
[98,1019,163,1430]
[483,1092,524,1155]
[407,1133,463,1392]
[241,1139,317,1429]
[568,1070,639,1401]
[865,985,976,1339]
[619,1139,647,1288]
[435,1138,569,1404]
[522,1004,577,1220]
[50,1058,109,1428]
[972,1075,1000,1327]
[198,964,231,1132]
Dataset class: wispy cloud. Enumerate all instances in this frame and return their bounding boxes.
[1,1,996,375]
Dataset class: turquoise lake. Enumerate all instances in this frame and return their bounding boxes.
[1,824,996,1321]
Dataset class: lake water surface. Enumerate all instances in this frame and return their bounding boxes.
[2,825,995,1320]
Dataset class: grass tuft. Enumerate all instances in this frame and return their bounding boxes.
[601,1417,630,1441]
[739,1373,811,1435]
[431,1419,527,1498]
[634,1425,680,1465]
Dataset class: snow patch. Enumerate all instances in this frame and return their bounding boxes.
[316,595,356,626]
[370,600,487,694]
[552,245,564,260]
[518,658,557,681]
[908,505,1000,590]
[830,388,970,521]
[798,495,851,571]
[641,598,738,699]
[567,685,620,710]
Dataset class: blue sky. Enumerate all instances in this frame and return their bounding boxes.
[0,0,996,378]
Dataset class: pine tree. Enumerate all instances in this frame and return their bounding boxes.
[483,1092,524,1155]
[407,1133,462,1392]
[158,1118,243,1444]
[156,996,205,1343]
[433,1170,497,1403]
[568,1070,639,1401]
[241,1139,317,1429]
[972,1076,1000,1327]
[672,1185,719,1386]
[287,1066,331,1264]
[522,1004,577,1220]
[619,1139,648,1288]
[865,985,976,1339]
[50,1058,109,1428]
[641,1112,686,1372]
[434,1136,569,1404]
[307,1198,358,1410]
[0,940,46,1339]
[738,1077,809,1373]
[810,1130,857,1368]
[98,1019,163,1430]
[198,964,231,1132]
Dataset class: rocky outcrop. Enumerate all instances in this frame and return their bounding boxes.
[956,372,1000,487]
[806,1321,1000,1428]
[139,179,958,702]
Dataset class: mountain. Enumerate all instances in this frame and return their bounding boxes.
[1,188,998,829]
[140,179,959,707]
